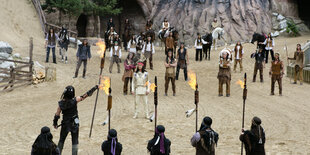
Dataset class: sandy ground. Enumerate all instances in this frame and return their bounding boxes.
[1,0,310,155]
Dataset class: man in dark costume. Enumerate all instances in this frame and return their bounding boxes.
[176,43,189,81]
[191,116,219,155]
[53,85,98,155]
[101,129,123,155]
[31,126,60,155]
[240,116,266,155]
[107,18,115,31]
[58,26,70,64]
[147,125,171,155]
[251,48,265,82]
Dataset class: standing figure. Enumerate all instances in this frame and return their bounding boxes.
[127,35,137,54]
[288,44,304,85]
[147,125,171,155]
[269,53,284,96]
[31,126,60,155]
[195,33,205,61]
[123,53,136,95]
[123,19,132,51]
[131,62,150,119]
[233,42,244,72]
[58,27,70,63]
[109,41,122,73]
[142,36,155,70]
[218,49,232,97]
[53,85,98,155]
[165,32,174,55]
[107,18,115,32]
[263,33,275,63]
[176,43,189,81]
[45,28,59,63]
[164,50,177,96]
[101,129,123,155]
[251,48,265,82]
[240,117,266,155]
[191,116,219,155]
[74,39,91,79]
[202,33,212,60]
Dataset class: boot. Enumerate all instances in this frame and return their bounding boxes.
[72,144,78,155]
[82,70,86,79]
[253,75,256,82]
[53,58,57,64]
[57,142,64,154]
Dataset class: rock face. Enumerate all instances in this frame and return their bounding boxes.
[0,41,13,54]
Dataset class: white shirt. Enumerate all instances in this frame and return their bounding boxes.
[142,43,155,54]
[234,46,244,60]
[110,46,122,58]
[263,38,274,50]
[195,39,205,49]
[162,22,170,29]
[127,40,137,54]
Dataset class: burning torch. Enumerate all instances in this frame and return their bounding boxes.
[89,39,106,138]
[185,71,199,132]
[241,73,247,155]
[107,79,112,131]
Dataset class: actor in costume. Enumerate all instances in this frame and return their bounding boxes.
[159,18,170,38]
[131,62,150,119]
[123,19,131,51]
[147,125,171,155]
[58,26,70,64]
[176,43,189,81]
[269,53,284,96]
[191,116,219,155]
[101,129,123,155]
[165,32,174,55]
[263,33,275,63]
[251,48,265,82]
[127,35,137,54]
[53,85,98,155]
[218,49,232,97]
[146,19,153,31]
[74,39,91,79]
[240,117,265,155]
[108,27,117,50]
[195,33,206,61]
[123,53,136,95]
[107,18,115,31]
[288,44,304,85]
[164,50,177,96]
[142,36,155,70]
[211,18,220,30]
[31,126,60,155]
[233,42,244,72]
[109,41,122,73]
[45,28,59,63]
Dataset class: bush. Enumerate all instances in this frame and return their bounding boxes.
[286,20,300,37]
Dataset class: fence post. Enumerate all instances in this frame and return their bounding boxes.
[29,38,33,80]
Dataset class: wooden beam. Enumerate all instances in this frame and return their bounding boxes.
[0,58,31,65]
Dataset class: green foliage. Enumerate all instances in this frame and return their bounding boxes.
[42,0,83,17]
[286,20,300,37]
[92,0,122,16]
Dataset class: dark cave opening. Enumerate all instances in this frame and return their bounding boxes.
[76,14,88,37]
[297,0,310,28]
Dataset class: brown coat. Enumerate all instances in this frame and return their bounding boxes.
[166,37,174,49]
[271,60,283,75]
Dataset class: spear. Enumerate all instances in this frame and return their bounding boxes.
[195,77,199,132]
[89,47,106,138]
[285,42,291,83]
[241,73,247,155]
[107,79,112,131]
[154,76,158,131]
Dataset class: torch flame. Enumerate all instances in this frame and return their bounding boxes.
[99,76,110,95]
[145,81,157,92]
[96,39,106,58]
[187,70,197,90]
[236,80,245,89]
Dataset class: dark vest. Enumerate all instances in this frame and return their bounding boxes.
[178,48,187,60]
[59,98,78,122]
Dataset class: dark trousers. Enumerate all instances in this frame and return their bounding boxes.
[196,49,202,61]
[265,49,274,63]
[58,127,79,145]
[123,77,132,94]
[165,76,176,94]
[144,54,153,69]
[271,75,282,94]
[75,59,87,77]
[203,44,211,60]
[46,47,56,63]
[253,62,263,82]
[176,65,187,81]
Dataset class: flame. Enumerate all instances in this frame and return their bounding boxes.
[145,81,157,92]
[99,76,110,95]
[96,39,106,58]
[187,70,197,90]
[236,80,245,89]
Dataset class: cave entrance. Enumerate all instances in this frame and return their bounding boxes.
[76,14,88,37]
[297,0,310,28]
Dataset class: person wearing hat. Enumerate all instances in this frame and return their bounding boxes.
[288,43,304,85]
[101,129,123,155]
[233,42,244,72]
[74,39,91,79]
[147,125,171,155]
[131,62,150,119]
[109,41,122,73]
[269,52,284,96]
[251,48,265,82]
[176,42,189,81]
[31,126,60,155]
[191,116,219,155]
[142,36,155,70]
[53,85,98,155]
[164,49,177,96]
[218,49,232,97]
[240,117,266,155]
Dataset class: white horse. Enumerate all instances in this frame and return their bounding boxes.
[212,27,226,50]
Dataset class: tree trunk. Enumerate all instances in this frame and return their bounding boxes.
[97,15,101,38]
[58,10,62,25]
[93,13,97,37]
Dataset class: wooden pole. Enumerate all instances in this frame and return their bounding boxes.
[241,73,247,155]
[29,37,33,79]
[154,76,158,131]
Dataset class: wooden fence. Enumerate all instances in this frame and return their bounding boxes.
[287,66,310,83]
[0,38,34,92]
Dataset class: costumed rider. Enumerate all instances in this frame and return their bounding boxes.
[147,125,171,155]
[53,85,99,155]
[159,18,170,39]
